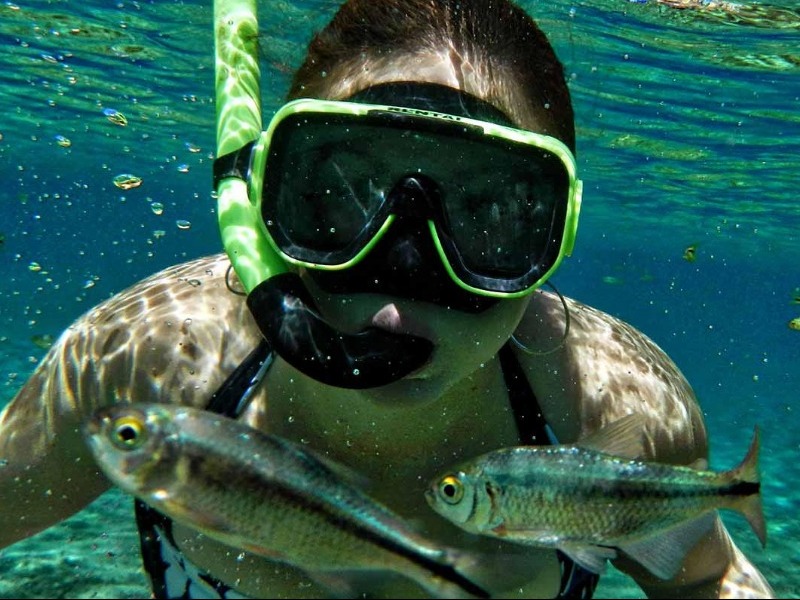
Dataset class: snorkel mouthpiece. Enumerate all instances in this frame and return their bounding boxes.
[248,274,433,388]
[214,0,432,389]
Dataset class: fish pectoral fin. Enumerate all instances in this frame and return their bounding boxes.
[557,543,616,575]
[486,515,505,534]
[450,549,551,598]
[619,511,717,580]
[305,447,373,491]
[576,414,646,460]
[303,570,361,597]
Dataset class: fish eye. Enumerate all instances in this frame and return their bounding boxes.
[438,475,464,505]
[110,415,147,450]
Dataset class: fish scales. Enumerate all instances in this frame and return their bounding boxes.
[84,403,490,599]
[186,429,467,574]
[163,427,404,566]
[481,446,745,544]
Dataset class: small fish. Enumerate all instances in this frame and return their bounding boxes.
[682,244,698,262]
[788,317,800,331]
[426,415,765,580]
[791,289,800,305]
[84,404,490,599]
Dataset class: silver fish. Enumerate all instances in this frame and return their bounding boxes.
[426,415,766,580]
[84,403,489,599]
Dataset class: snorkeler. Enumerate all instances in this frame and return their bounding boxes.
[0,0,774,598]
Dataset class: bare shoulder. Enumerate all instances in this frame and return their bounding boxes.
[63,253,261,408]
[516,290,707,464]
[0,254,263,546]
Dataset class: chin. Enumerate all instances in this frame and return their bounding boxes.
[356,372,450,406]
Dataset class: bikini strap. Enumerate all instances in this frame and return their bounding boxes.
[498,341,600,599]
[498,342,552,445]
[206,338,274,417]
[135,338,274,599]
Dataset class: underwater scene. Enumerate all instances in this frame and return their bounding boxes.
[0,0,799,597]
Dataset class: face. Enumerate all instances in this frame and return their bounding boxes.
[303,271,530,404]
[289,54,551,401]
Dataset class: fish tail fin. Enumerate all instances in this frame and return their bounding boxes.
[725,426,766,548]
[737,492,767,549]
[729,426,760,485]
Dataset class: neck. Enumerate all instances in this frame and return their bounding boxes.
[263,352,521,468]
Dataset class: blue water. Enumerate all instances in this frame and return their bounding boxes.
[1,0,799,597]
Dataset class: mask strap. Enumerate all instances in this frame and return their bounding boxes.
[511,282,571,356]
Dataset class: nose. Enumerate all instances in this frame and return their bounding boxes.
[386,174,442,219]
[386,231,424,271]
[374,174,442,277]
[307,174,499,312]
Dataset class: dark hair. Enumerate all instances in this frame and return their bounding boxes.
[289,0,575,151]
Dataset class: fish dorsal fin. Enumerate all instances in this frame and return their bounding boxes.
[576,414,646,459]
[619,512,717,580]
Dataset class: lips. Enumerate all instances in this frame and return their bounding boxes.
[369,303,435,378]
[371,303,404,333]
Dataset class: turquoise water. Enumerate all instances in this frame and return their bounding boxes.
[1,0,798,597]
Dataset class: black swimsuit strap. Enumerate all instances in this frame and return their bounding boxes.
[498,342,552,445]
[498,342,599,600]
[206,338,274,417]
[135,339,274,599]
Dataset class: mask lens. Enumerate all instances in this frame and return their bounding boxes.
[266,116,390,262]
[441,147,570,290]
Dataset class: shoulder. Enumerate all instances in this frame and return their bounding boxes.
[75,253,252,332]
[515,290,708,465]
[58,254,262,408]
[81,254,245,321]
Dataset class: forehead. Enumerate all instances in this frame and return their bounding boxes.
[324,51,557,139]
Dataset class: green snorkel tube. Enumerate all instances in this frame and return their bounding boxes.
[213,0,433,388]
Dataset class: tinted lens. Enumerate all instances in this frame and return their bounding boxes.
[440,146,569,288]
[264,115,391,263]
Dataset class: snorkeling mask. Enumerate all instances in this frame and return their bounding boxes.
[214,2,581,389]
[249,84,582,299]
